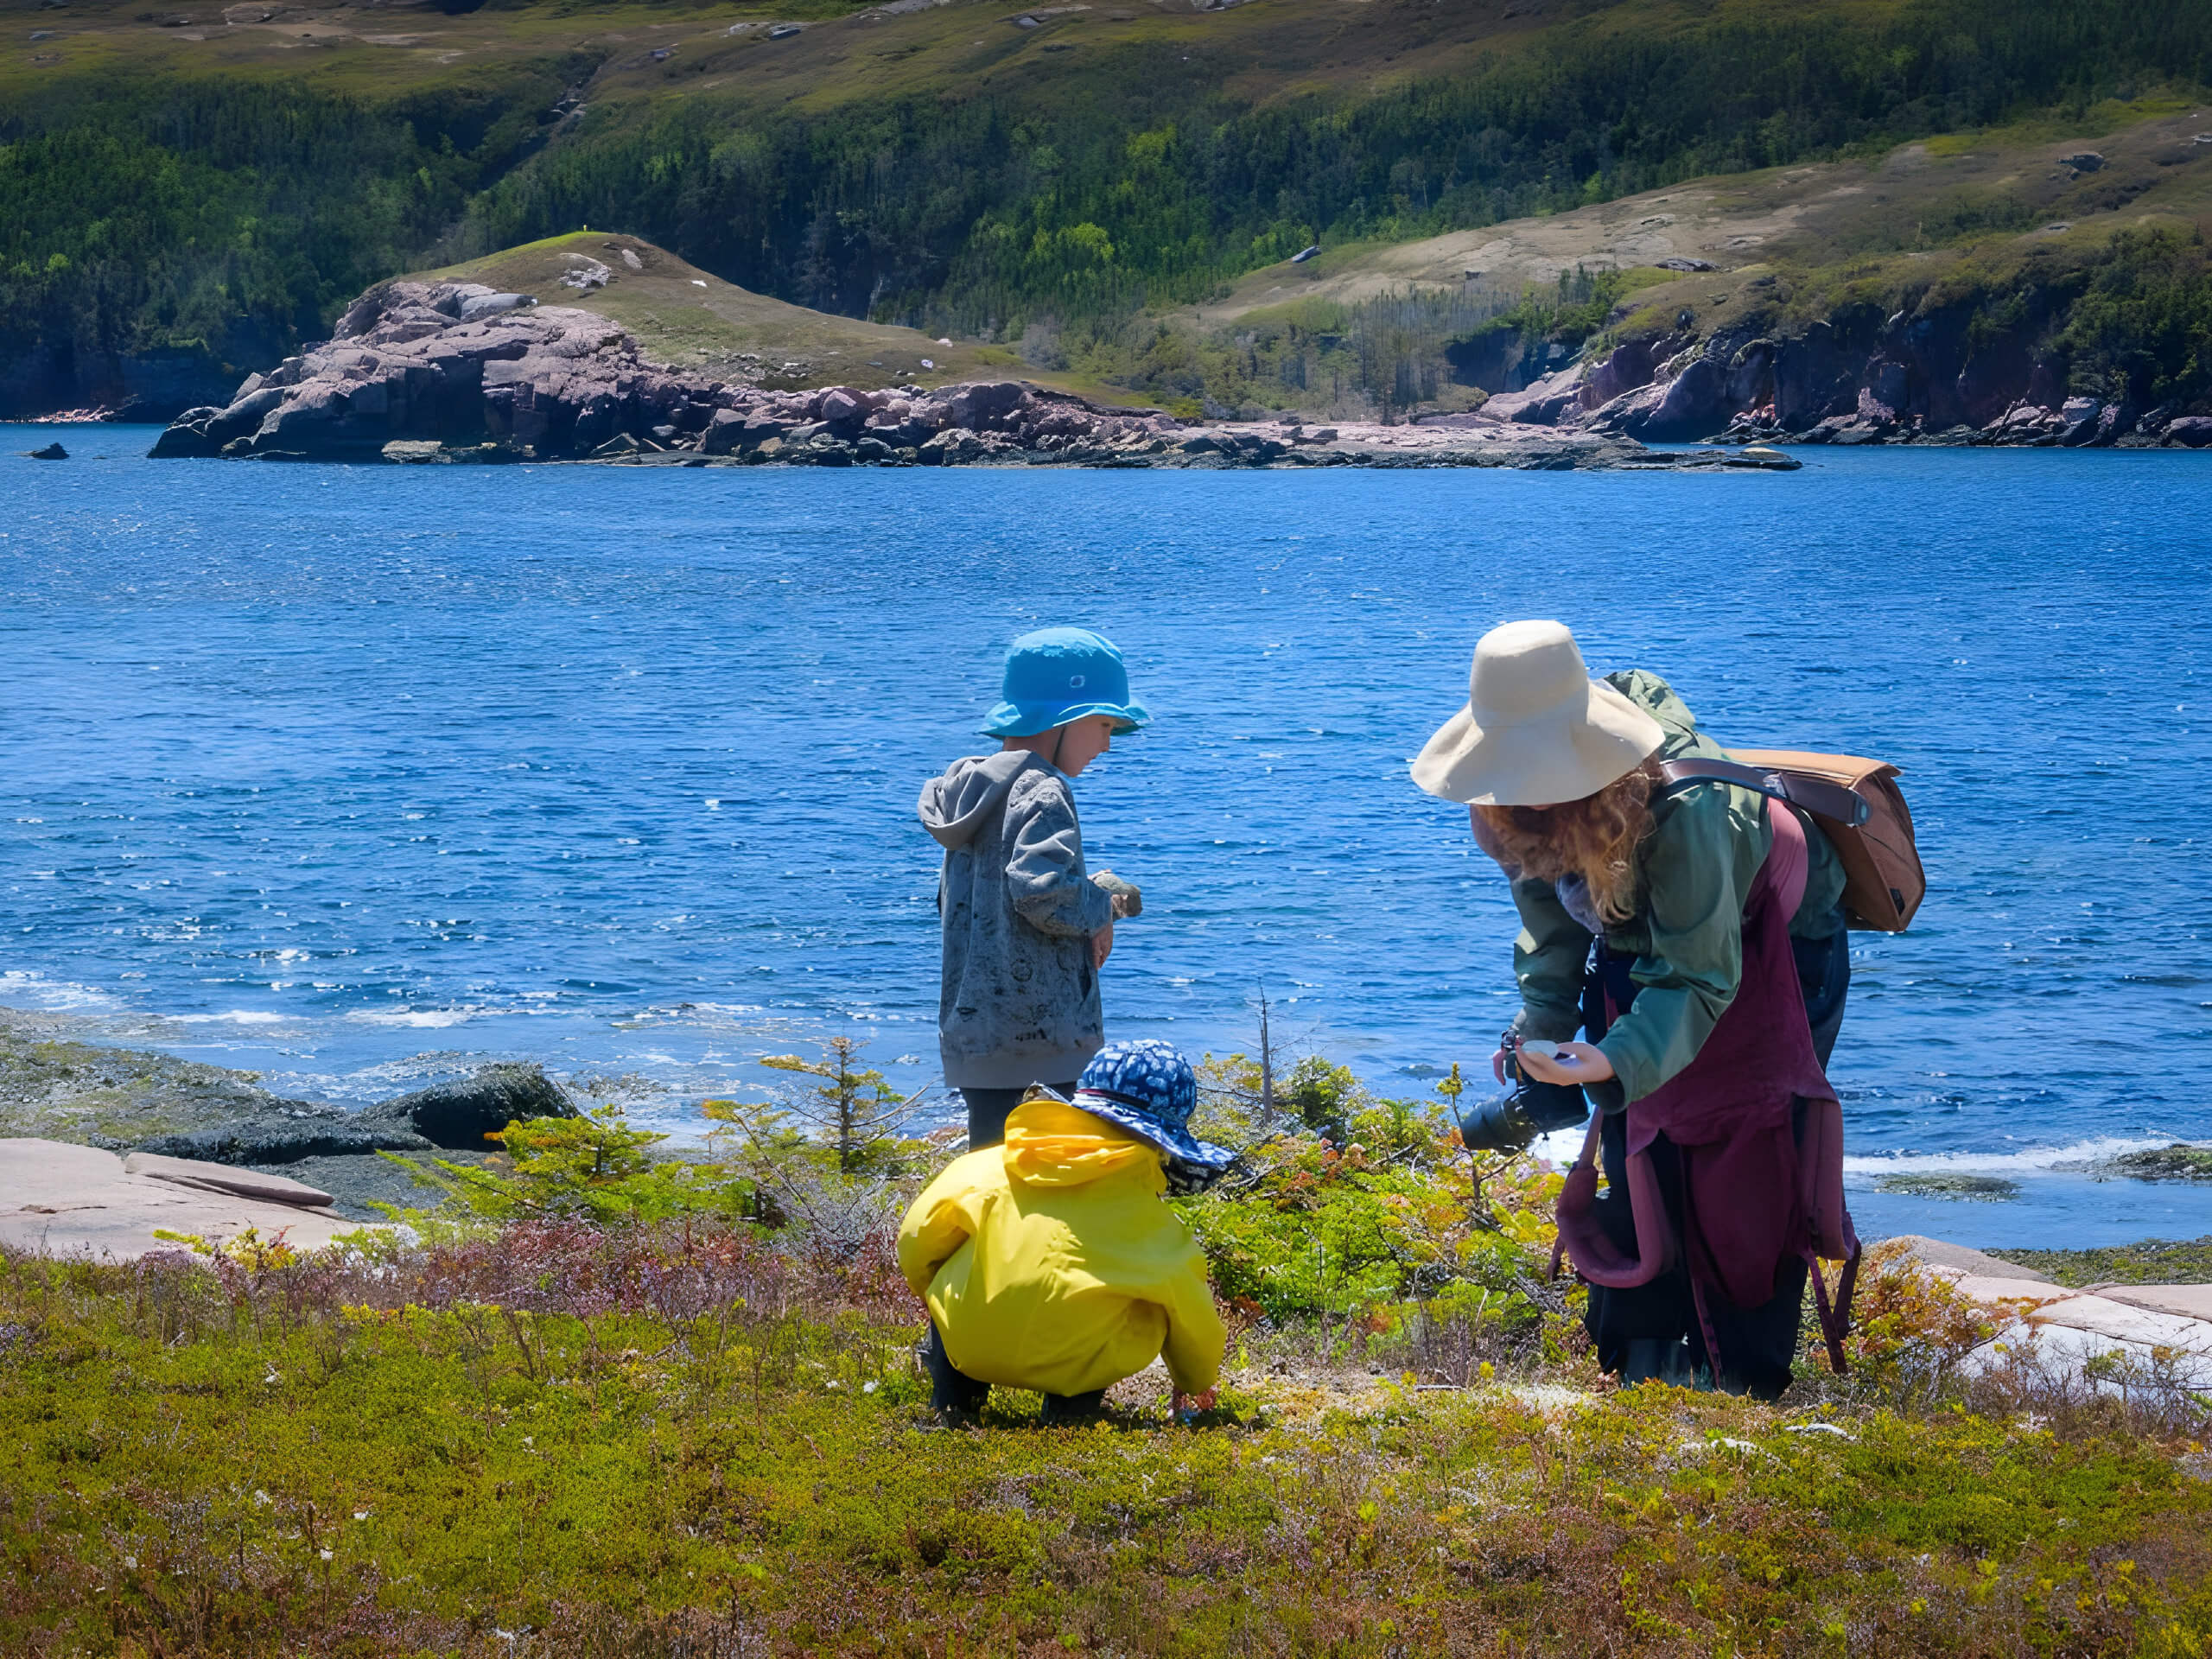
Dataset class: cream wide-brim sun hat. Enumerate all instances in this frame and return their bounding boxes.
[1410,620,1665,806]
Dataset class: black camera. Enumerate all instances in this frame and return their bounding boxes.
[1454,1031,1591,1154]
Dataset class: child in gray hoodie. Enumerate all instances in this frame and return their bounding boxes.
[918,627,1147,1147]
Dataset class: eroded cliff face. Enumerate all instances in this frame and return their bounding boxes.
[1481,289,2212,449]
[0,332,278,424]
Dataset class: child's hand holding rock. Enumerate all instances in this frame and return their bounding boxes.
[1091,870,1141,918]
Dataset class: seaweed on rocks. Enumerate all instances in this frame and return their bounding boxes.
[1874,1172,2022,1201]
[1986,1236,2212,1288]
[2099,1143,2212,1183]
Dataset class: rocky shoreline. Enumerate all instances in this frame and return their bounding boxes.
[1482,314,2212,450]
[143,279,1793,472]
[0,1013,575,1221]
[6,1007,2208,1236]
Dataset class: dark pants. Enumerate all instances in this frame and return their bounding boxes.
[1585,1104,1814,1400]
[959,1082,1080,1150]
[920,1320,1106,1423]
[1582,928,1850,1401]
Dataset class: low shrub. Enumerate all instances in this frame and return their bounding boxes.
[3,1223,2210,1657]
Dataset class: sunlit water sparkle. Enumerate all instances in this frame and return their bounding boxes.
[5,428,2209,1245]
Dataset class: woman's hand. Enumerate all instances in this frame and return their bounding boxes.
[1091,920,1114,969]
[1491,1046,1511,1086]
[1516,1040,1615,1086]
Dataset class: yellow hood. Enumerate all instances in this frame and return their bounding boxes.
[894,1096,1223,1395]
[1000,1097,1164,1192]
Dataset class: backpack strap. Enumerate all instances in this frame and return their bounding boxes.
[1656,757,1872,828]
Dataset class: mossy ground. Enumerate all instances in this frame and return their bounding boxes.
[1990,1236,2212,1288]
[4,1230,2211,1658]
[7,1052,2210,1653]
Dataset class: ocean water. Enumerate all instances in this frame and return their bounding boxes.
[5,425,2210,1246]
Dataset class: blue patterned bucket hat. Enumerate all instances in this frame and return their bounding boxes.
[981,627,1149,740]
[1071,1039,1235,1195]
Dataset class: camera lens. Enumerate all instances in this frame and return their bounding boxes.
[1455,1078,1588,1154]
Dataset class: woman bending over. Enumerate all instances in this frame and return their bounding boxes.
[1414,620,1853,1399]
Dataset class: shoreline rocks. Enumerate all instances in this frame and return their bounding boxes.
[143,279,1755,472]
[1479,309,2212,450]
[0,1015,575,1166]
[1888,1236,2212,1388]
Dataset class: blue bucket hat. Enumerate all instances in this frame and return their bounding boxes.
[981,626,1149,740]
[1071,1039,1235,1195]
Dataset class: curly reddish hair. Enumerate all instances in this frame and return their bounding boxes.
[1469,759,1661,925]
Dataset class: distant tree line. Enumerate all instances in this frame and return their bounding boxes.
[469,0,2212,337]
[3,0,2210,406]
[0,64,576,392]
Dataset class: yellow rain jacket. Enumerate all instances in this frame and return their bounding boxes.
[896,1098,1226,1397]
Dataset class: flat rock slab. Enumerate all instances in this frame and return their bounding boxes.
[1883,1235,2212,1386]
[1,1137,375,1262]
[1885,1233,2054,1282]
[2023,1293,2212,1357]
[1945,1272,2078,1308]
[121,1150,333,1207]
[2080,1282,2212,1323]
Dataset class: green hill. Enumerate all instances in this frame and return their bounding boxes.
[4,0,2211,416]
[409,230,1042,393]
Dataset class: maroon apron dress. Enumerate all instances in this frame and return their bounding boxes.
[1552,804,1861,1376]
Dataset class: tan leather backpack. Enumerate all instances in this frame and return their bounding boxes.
[1657,749,1924,932]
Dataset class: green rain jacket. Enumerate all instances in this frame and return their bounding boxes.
[1508,671,1847,1109]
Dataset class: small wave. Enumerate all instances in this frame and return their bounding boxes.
[1843,1136,2175,1176]
[346,1007,492,1029]
[171,1010,292,1027]
[0,969,123,1012]
[1523,1128,2183,1179]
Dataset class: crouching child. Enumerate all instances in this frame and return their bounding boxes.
[895,1040,1232,1426]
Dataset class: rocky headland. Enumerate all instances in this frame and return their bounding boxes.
[145,278,1786,472]
[0,1013,579,1229]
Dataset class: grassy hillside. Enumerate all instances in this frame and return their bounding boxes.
[1115,102,2212,417]
[410,231,1039,392]
[4,0,2212,414]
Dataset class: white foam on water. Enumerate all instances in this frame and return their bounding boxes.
[1524,1124,2184,1181]
[1530,1123,1589,1167]
[171,1010,292,1027]
[1842,1135,2178,1177]
[346,1007,490,1029]
[0,969,123,1012]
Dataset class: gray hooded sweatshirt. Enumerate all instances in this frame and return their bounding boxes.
[918,751,1116,1090]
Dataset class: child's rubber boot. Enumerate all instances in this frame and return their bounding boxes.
[1039,1389,1106,1427]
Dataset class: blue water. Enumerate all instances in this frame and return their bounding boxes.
[5,425,2211,1246]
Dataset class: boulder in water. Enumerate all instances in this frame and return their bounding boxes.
[358,1062,577,1151]
[24,442,67,460]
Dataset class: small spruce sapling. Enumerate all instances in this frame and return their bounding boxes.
[700,1037,929,1260]
[746,1036,923,1174]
